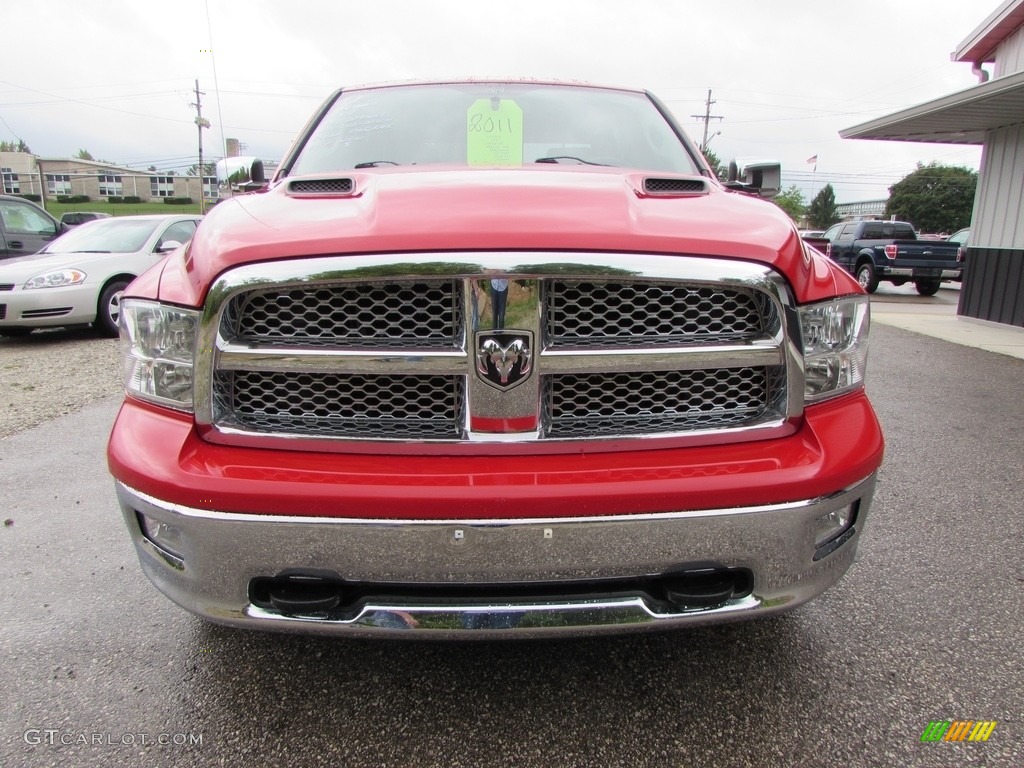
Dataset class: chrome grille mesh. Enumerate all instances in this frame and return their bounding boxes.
[225,281,461,348]
[215,371,464,440]
[546,281,763,347]
[545,368,770,438]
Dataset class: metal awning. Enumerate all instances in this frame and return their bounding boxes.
[840,69,1024,145]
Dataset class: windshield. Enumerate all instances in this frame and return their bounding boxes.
[43,217,160,254]
[288,83,700,176]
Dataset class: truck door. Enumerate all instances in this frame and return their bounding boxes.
[832,223,857,271]
[0,198,62,260]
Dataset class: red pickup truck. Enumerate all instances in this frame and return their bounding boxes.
[108,81,883,638]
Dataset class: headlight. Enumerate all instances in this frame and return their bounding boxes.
[121,299,199,411]
[24,269,87,289]
[799,296,870,402]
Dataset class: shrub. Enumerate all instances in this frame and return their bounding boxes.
[163,197,194,205]
[16,194,41,202]
[57,195,90,204]
[123,195,143,204]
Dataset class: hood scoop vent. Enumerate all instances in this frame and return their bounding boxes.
[286,178,356,197]
[642,177,709,197]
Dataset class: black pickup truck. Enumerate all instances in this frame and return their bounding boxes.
[824,220,961,296]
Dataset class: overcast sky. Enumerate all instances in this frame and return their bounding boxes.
[1,0,993,203]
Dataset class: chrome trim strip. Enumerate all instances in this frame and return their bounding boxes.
[243,595,762,635]
[119,477,865,527]
[217,342,781,376]
[539,343,783,373]
[216,345,470,375]
[201,416,793,455]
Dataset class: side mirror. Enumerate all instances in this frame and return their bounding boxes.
[157,240,183,253]
[218,156,268,192]
[725,159,782,198]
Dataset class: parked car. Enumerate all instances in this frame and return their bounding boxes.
[947,227,971,265]
[0,194,66,261]
[798,221,845,254]
[825,220,960,295]
[0,214,201,337]
[108,79,883,638]
[60,211,112,227]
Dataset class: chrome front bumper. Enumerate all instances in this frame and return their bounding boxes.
[116,475,877,638]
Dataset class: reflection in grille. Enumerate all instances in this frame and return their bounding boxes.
[545,368,773,438]
[546,281,763,347]
[224,281,461,348]
[215,371,464,440]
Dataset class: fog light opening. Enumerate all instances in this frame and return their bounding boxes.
[813,502,858,560]
[135,511,185,569]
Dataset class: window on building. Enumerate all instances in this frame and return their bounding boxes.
[203,175,218,200]
[98,174,123,197]
[150,175,175,198]
[2,167,20,194]
[46,174,73,196]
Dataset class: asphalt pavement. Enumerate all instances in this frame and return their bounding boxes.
[1,285,1022,768]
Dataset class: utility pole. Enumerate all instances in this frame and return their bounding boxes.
[691,89,724,152]
[192,79,211,214]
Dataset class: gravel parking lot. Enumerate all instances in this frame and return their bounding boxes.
[0,329,121,437]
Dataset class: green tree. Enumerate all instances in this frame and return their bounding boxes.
[0,139,31,153]
[773,185,806,222]
[702,148,726,181]
[76,148,94,161]
[807,183,840,229]
[884,162,977,234]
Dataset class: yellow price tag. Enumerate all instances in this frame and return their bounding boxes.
[466,98,523,166]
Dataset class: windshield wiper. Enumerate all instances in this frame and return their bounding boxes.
[534,156,611,167]
[353,160,401,169]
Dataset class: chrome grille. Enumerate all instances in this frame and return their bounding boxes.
[215,370,464,440]
[546,281,763,347]
[545,367,772,438]
[224,280,461,348]
[199,253,799,452]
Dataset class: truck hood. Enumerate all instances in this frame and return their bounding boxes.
[157,167,852,305]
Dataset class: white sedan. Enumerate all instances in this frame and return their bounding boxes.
[0,214,201,337]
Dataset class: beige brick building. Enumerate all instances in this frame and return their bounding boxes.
[0,151,217,204]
